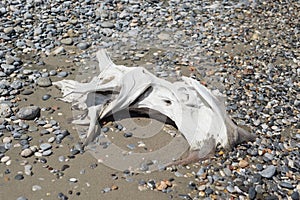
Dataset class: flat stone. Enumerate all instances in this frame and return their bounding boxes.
[101,22,115,28]
[61,38,73,45]
[16,106,40,120]
[259,165,276,178]
[21,148,33,157]
[42,149,52,156]
[40,143,52,151]
[76,42,90,50]
[51,46,65,55]
[21,90,34,95]
[57,71,68,77]
[36,77,52,87]
[279,181,294,189]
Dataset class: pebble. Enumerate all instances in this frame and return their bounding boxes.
[36,77,52,87]
[279,181,294,189]
[42,149,52,156]
[76,42,90,50]
[1,155,10,163]
[124,132,133,138]
[16,106,40,120]
[40,143,52,151]
[21,148,33,157]
[61,38,73,45]
[291,191,299,200]
[69,178,78,183]
[259,165,277,178]
[42,94,51,101]
[57,71,68,78]
[24,165,32,176]
[32,185,42,191]
[0,103,12,118]
[239,159,249,168]
[16,197,28,200]
[15,174,24,180]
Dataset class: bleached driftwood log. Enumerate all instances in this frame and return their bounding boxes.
[54,49,255,168]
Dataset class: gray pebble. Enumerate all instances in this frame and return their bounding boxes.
[40,143,52,151]
[36,77,52,87]
[279,181,294,189]
[15,174,24,180]
[259,165,276,178]
[76,42,90,50]
[49,70,57,76]
[16,106,40,120]
[101,22,115,28]
[42,94,51,101]
[16,197,28,200]
[57,71,68,78]
[42,149,52,156]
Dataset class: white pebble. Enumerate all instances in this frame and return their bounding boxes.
[2,136,12,143]
[48,137,55,143]
[32,185,42,191]
[0,156,10,163]
[69,178,78,183]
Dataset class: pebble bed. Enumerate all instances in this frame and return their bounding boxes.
[0,0,299,200]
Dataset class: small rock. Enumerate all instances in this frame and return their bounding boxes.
[24,165,32,176]
[279,181,294,189]
[16,106,40,120]
[16,197,28,200]
[57,71,68,78]
[239,160,249,168]
[76,42,89,50]
[124,132,133,138]
[37,77,52,87]
[291,191,299,200]
[15,174,24,180]
[0,103,12,118]
[42,149,52,156]
[248,186,256,200]
[40,143,52,151]
[101,22,115,28]
[69,178,77,183]
[1,156,10,163]
[42,94,51,101]
[3,136,12,143]
[21,148,33,157]
[259,165,276,178]
[52,46,65,55]
[32,185,42,191]
[61,38,73,45]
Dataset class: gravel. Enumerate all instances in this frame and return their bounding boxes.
[0,0,299,199]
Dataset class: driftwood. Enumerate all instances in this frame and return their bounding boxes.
[54,49,255,171]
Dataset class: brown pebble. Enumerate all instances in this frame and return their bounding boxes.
[111,185,118,190]
[239,160,249,168]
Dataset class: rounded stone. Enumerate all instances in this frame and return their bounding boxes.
[36,77,52,87]
[14,174,24,180]
[20,148,33,157]
[40,143,52,151]
[42,94,51,101]
[16,106,40,120]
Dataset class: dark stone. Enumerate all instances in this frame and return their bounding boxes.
[248,187,256,200]
[14,174,24,180]
[279,181,294,189]
[291,191,299,200]
[124,132,133,138]
[42,94,51,101]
